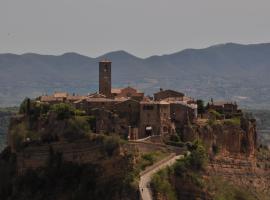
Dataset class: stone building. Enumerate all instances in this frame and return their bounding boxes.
[170,102,197,131]
[154,89,184,101]
[139,101,173,138]
[208,100,242,118]
[74,97,124,115]
[113,99,140,127]
[111,86,144,101]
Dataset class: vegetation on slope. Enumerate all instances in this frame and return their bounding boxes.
[10,99,97,150]
[0,135,138,200]
[151,140,207,200]
[0,107,17,151]
[151,140,261,200]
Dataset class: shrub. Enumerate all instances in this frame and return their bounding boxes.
[212,144,220,155]
[74,109,86,116]
[209,109,222,120]
[103,135,121,157]
[63,117,91,141]
[151,169,177,200]
[223,117,241,126]
[19,98,31,115]
[197,99,206,115]
[169,134,180,142]
[50,103,75,120]
[188,140,208,170]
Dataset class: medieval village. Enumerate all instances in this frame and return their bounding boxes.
[3,60,267,200]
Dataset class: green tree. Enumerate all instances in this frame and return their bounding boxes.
[50,103,75,120]
[196,99,205,115]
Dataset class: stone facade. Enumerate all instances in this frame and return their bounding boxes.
[74,97,123,115]
[113,99,140,127]
[170,102,197,131]
[112,86,144,101]
[154,89,184,101]
[139,101,173,138]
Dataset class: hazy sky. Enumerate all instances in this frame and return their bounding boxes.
[1,0,270,58]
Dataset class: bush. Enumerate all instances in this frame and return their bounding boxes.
[197,99,206,115]
[212,144,220,155]
[50,103,75,120]
[63,117,91,141]
[169,134,180,142]
[19,98,31,115]
[209,109,222,120]
[188,140,207,170]
[223,117,241,126]
[102,135,121,157]
[151,169,177,200]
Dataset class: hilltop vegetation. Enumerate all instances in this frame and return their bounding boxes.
[9,99,98,150]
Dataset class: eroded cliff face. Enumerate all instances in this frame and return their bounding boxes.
[207,155,270,197]
[174,118,270,199]
[182,118,257,157]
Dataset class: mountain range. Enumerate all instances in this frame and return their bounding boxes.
[1,42,270,109]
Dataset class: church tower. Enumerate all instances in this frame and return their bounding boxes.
[99,60,112,97]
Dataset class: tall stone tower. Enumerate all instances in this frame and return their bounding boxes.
[99,60,112,97]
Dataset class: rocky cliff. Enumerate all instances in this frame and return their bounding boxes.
[182,117,257,157]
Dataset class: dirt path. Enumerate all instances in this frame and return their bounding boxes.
[139,154,183,200]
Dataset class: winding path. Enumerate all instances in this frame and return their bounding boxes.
[139,154,183,200]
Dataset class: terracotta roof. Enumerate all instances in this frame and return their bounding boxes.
[86,97,124,103]
[111,88,123,94]
[212,101,235,106]
[67,96,85,101]
[40,96,57,102]
[53,92,68,98]
[155,89,184,97]
[88,93,107,98]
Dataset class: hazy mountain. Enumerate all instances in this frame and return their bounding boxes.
[1,43,270,109]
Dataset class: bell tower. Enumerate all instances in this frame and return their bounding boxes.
[99,60,112,97]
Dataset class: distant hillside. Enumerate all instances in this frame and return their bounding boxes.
[1,43,270,108]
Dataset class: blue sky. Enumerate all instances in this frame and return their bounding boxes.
[1,0,269,58]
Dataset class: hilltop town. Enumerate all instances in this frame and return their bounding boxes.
[1,60,269,200]
[36,60,198,140]
[32,60,244,141]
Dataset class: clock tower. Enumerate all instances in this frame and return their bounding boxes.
[99,60,112,97]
